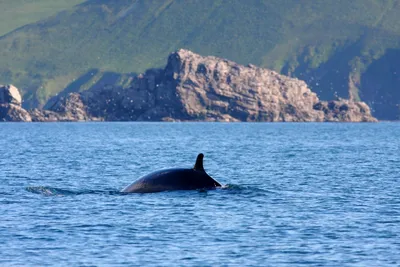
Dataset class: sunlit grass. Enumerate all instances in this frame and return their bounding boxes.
[0,0,85,36]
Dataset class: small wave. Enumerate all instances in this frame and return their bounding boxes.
[25,186,120,196]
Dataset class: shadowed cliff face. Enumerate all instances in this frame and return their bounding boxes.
[1,50,377,122]
[360,49,400,120]
[280,39,400,121]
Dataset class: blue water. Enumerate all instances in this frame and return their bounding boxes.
[1,122,399,266]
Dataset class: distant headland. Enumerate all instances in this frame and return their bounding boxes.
[0,50,376,122]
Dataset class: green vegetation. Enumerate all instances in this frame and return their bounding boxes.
[0,0,399,119]
[0,0,85,36]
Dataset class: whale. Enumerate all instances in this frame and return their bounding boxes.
[121,153,221,193]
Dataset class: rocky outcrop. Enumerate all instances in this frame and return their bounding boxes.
[0,84,95,122]
[1,49,377,122]
[0,104,32,122]
[56,49,373,122]
[0,84,22,105]
[0,85,32,122]
[30,93,101,122]
[162,50,376,122]
[313,100,375,122]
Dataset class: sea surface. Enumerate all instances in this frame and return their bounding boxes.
[0,122,399,266]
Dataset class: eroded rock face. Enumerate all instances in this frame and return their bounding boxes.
[59,49,373,122]
[0,84,22,105]
[163,50,325,121]
[34,93,100,122]
[0,84,32,122]
[314,100,375,122]
[161,50,376,122]
[0,104,32,122]
[1,50,377,122]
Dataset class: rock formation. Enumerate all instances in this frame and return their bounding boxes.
[0,49,377,122]
[0,85,32,122]
[30,93,101,122]
[313,99,375,122]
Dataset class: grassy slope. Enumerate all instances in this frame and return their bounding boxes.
[0,0,399,118]
[0,0,85,36]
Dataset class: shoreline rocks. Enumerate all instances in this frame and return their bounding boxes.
[0,50,377,122]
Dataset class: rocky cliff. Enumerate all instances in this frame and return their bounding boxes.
[1,50,377,122]
[0,85,32,122]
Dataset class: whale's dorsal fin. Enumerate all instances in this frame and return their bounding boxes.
[194,153,205,172]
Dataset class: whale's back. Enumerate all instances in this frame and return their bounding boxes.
[121,168,220,193]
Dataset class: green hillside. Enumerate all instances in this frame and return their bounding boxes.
[0,0,85,36]
[0,0,399,119]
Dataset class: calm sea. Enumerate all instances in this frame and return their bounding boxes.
[1,122,399,266]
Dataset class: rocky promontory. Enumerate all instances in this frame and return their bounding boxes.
[1,49,377,122]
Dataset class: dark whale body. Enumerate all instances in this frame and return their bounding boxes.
[121,153,221,193]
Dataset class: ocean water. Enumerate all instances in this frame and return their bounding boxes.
[0,122,399,266]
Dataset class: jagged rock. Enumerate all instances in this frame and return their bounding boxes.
[1,50,377,122]
[46,93,91,121]
[57,49,373,122]
[0,84,32,122]
[162,49,326,122]
[0,84,22,105]
[0,103,32,122]
[314,100,376,122]
[31,93,101,121]
[0,85,100,122]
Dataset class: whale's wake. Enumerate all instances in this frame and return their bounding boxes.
[25,186,120,196]
[25,184,259,196]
